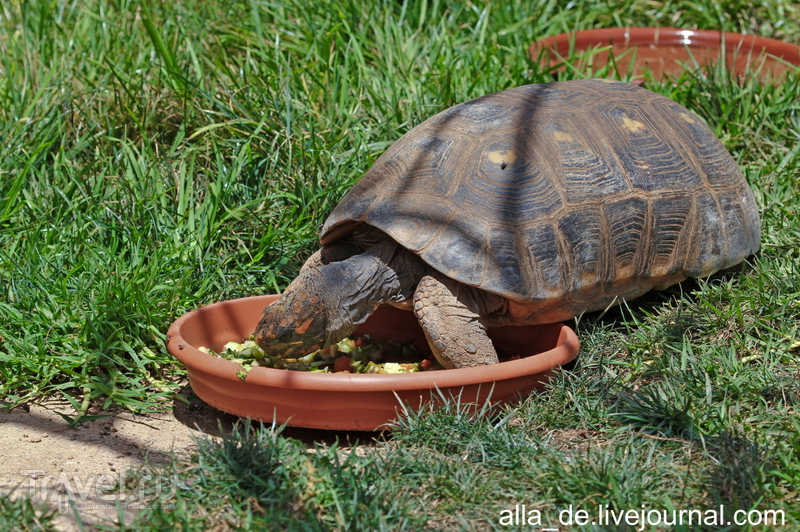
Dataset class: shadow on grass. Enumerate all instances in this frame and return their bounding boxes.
[170,385,385,450]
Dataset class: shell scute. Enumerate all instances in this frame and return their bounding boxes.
[545,120,630,204]
[600,104,703,193]
[689,192,726,277]
[558,209,604,289]
[650,194,694,271]
[520,221,566,299]
[603,195,649,280]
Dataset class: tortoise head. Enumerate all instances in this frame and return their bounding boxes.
[254,269,329,359]
[255,237,407,358]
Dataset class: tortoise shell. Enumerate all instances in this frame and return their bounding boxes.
[321,79,761,321]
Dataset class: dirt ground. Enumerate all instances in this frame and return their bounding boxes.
[0,384,379,531]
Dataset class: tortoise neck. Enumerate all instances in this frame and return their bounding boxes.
[318,238,423,344]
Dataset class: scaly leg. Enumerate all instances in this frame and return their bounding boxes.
[412,275,499,368]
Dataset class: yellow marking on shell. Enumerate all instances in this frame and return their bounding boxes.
[621,115,647,133]
[553,131,573,143]
[680,112,697,124]
[487,149,517,165]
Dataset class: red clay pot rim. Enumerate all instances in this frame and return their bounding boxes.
[530,27,800,64]
[167,295,580,392]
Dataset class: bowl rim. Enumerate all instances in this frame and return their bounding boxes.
[530,27,800,64]
[166,295,580,392]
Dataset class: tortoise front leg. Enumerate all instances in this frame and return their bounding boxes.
[412,275,499,368]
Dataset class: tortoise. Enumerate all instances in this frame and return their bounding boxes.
[255,78,761,369]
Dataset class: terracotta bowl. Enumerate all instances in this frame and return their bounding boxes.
[530,27,800,83]
[166,295,579,431]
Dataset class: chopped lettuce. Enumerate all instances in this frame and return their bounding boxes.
[199,334,437,379]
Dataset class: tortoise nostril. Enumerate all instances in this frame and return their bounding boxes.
[275,330,294,343]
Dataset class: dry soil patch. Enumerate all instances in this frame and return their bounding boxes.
[0,386,380,531]
[0,388,236,531]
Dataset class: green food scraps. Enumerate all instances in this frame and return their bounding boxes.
[200,335,438,380]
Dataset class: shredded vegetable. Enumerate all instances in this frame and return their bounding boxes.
[200,334,439,380]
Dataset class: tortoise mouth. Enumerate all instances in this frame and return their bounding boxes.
[255,332,324,360]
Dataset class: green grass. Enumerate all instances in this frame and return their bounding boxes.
[0,492,57,532]
[2,0,800,529]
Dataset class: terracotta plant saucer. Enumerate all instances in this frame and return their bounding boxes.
[166,295,579,431]
[530,27,800,83]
